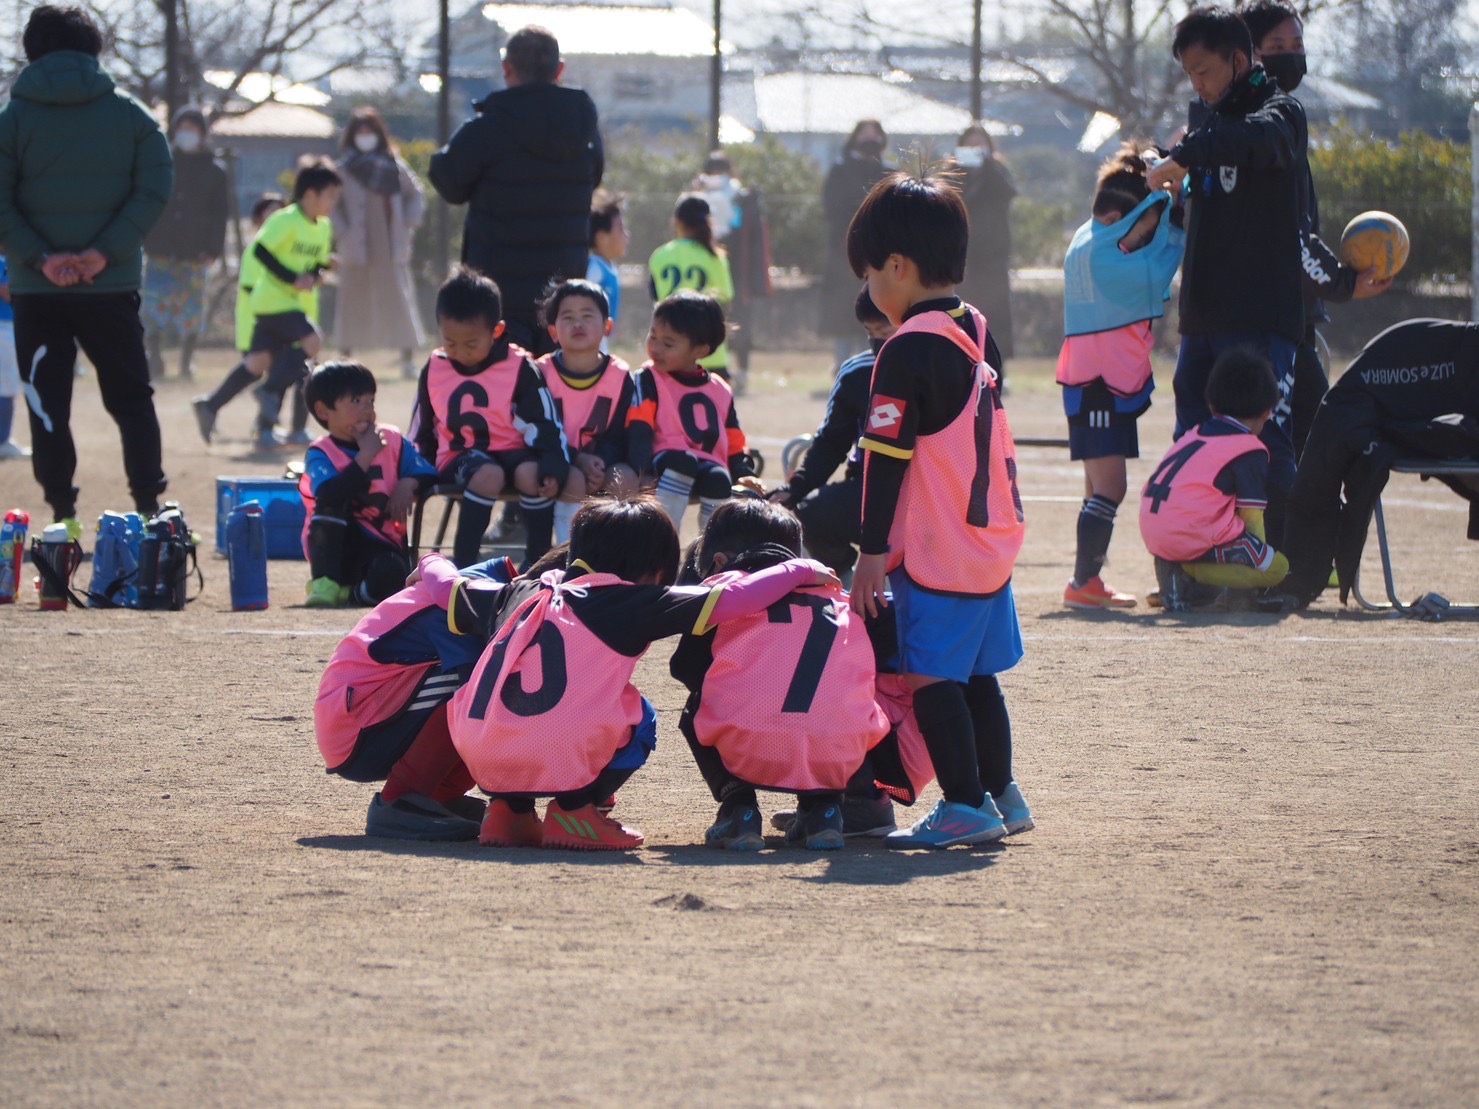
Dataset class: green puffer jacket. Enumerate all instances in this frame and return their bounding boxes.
[0,51,173,294]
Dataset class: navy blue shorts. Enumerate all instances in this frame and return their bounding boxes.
[441,448,538,489]
[1191,531,1276,572]
[1068,420,1139,461]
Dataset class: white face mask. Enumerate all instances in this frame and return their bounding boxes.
[354,133,380,154]
[954,146,986,168]
[174,130,202,153]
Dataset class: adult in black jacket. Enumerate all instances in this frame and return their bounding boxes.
[817,120,891,371]
[142,106,227,380]
[1240,1,1392,459]
[430,25,602,357]
[1282,319,1479,606]
[1150,6,1306,540]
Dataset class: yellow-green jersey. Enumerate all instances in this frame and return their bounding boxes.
[248,204,333,317]
[649,237,733,371]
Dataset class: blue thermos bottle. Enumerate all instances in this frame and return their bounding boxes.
[226,500,270,611]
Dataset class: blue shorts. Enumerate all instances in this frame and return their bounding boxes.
[607,696,658,771]
[889,573,1023,682]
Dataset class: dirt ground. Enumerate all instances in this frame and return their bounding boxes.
[1,344,1476,1106]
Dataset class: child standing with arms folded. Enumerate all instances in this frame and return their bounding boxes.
[628,291,754,534]
[1058,143,1186,609]
[1139,348,1290,610]
[241,162,340,452]
[437,496,836,850]
[410,266,574,569]
[535,278,638,540]
[847,171,1033,849]
[299,360,439,606]
[648,195,735,382]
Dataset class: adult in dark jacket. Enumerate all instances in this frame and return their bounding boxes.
[1149,6,1306,543]
[1281,319,1479,606]
[0,5,173,531]
[955,122,1016,378]
[142,105,228,380]
[817,120,891,370]
[429,25,602,357]
[1239,0,1392,459]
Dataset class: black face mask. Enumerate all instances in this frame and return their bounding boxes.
[1261,53,1306,93]
[852,139,884,160]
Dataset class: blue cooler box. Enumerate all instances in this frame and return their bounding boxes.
[215,477,305,560]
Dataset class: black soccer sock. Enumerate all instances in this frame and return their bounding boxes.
[555,766,636,811]
[911,680,985,808]
[205,362,258,412]
[963,674,1013,798]
[306,516,347,582]
[488,795,537,814]
[1072,493,1120,586]
[520,495,554,569]
[453,491,496,568]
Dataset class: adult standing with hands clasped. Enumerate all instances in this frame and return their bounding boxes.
[0,4,173,538]
[332,107,427,379]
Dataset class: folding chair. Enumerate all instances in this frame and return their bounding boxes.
[409,483,463,559]
[1350,458,1479,618]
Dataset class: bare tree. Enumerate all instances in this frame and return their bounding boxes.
[848,0,1362,140]
[85,0,407,115]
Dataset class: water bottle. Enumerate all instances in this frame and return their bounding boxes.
[0,508,29,604]
[226,499,269,611]
[32,522,81,610]
[88,511,144,608]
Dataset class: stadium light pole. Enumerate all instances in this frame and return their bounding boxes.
[435,0,452,279]
[709,0,721,150]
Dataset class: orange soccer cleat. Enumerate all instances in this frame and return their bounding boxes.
[541,803,645,850]
[1063,576,1138,609]
[479,799,544,847]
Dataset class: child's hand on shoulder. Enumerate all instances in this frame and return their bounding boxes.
[799,559,842,591]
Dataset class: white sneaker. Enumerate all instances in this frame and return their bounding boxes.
[0,440,30,459]
[993,781,1035,835]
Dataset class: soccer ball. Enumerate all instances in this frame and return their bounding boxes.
[1339,211,1410,281]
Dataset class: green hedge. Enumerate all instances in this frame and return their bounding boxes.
[1309,124,1471,287]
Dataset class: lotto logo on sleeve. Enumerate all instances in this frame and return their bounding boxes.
[868,396,907,440]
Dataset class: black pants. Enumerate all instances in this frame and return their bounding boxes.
[1291,328,1330,464]
[14,291,166,518]
[795,477,862,575]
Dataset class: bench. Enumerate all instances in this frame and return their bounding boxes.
[1350,458,1479,618]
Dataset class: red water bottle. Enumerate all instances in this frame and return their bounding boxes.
[0,508,29,603]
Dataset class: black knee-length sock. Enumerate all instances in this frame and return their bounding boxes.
[963,674,1013,798]
[912,681,985,808]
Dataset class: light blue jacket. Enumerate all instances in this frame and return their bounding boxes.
[1062,192,1185,337]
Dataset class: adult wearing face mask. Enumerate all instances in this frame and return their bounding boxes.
[1148,5,1306,545]
[955,122,1017,385]
[1240,0,1391,460]
[818,120,892,372]
[331,107,427,379]
[142,106,227,380]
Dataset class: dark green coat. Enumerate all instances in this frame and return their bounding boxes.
[0,51,173,294]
